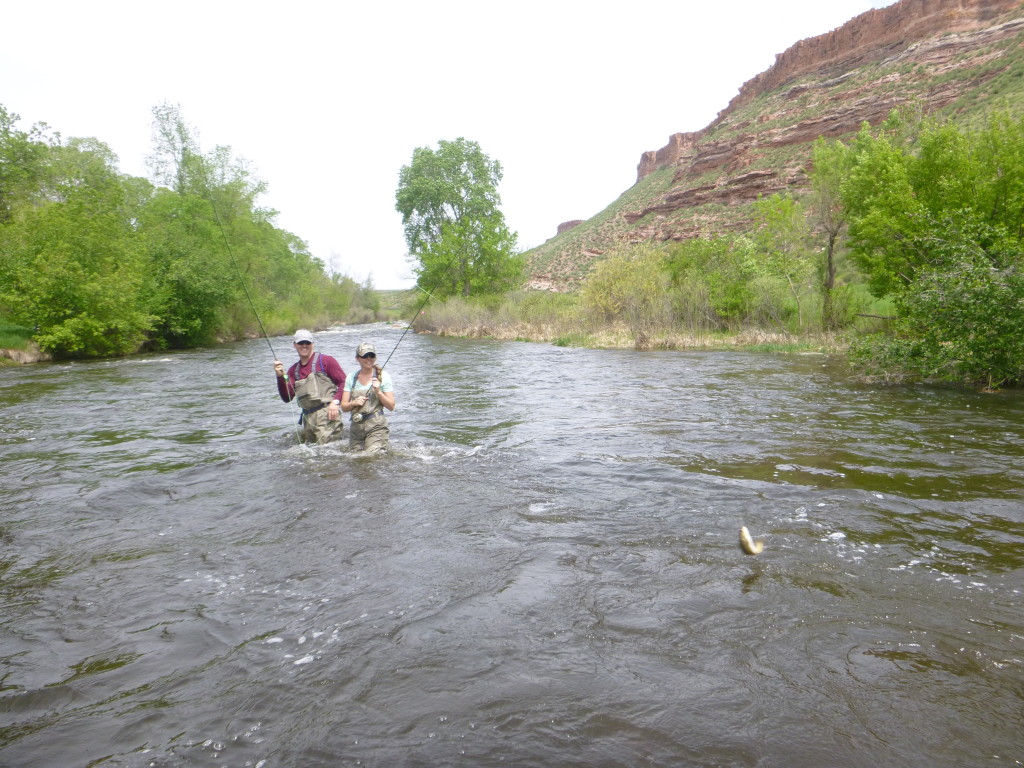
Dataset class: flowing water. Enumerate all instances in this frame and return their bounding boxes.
[1,325,1022,768]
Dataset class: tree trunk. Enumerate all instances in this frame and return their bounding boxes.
[822,230,838,330]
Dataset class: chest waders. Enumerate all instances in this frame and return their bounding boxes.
[292,353,343,444]
[349,369,389,452]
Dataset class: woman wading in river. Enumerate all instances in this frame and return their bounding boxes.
[341,342,395,453]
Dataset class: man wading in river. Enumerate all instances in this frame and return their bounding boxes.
[273,329,347,444]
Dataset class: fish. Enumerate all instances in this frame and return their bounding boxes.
[739,526,764,556]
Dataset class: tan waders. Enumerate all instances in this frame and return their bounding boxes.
[350,391,389,453]
[293,356,343,444]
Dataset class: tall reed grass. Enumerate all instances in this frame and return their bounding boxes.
[0,319,33,350]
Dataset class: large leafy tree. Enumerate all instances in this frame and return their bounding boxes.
[843,111,1024,386]
[141,103,358,344]
[395,137,521,298]
[0,136,154,355]
[0,106,55,222]
[138,104,243,346]
[136,188,234,347]
[146,102,206,196]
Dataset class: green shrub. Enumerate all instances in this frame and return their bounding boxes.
[748,275,797,331]
[581,244,672,333]
[664,237,762,329]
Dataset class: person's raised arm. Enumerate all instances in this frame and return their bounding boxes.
[273,361,295,402]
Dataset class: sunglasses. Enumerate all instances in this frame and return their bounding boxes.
[357,352,376,359]
[295,341,312,346]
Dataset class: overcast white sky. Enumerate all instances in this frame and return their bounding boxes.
[3,0,896,289]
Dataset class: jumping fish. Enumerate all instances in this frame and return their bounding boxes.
[739,526,764,556]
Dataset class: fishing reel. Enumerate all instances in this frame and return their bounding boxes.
[351,368,383,423]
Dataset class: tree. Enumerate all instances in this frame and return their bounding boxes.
[0,105,59,221]
[842,111,946,296]
[136,188,234,346]
[0,137,154,356]
[843,111,1024,386]
[146,102,205,195]
[395,138,522,298]
[808,137,856,330]
[752,193,814,329]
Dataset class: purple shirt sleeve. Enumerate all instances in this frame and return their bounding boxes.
[322,355,347,396]
[277,363,297,402]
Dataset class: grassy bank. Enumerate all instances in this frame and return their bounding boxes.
[0,319,33,350]
[412,292,856,354]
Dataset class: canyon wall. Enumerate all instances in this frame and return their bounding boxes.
[530,0,1024,290]
[638,0,1023,183]
[722,0,1022,116]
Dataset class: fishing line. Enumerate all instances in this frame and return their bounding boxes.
[351,259,457,427]
[377,256,457,372]
[207,203,278,361]
[203,187,304,441]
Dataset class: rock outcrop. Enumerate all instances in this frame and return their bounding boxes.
[1,343,52,364]
[528,0,1024,290]
[636,0,1022,189]
[720,0,1022,121]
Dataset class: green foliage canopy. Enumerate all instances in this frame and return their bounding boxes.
[843,111,1024,386]
[0,132,155,355]
[0,102,358,357]
[395,137,522,298]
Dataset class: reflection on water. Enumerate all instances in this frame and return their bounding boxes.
[1,326,1022,767]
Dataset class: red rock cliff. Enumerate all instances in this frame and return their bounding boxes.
[724,0,1022,114]
[531,0,1024,290]
[638,0,1024,182]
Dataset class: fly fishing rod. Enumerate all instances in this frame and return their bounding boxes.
[349,259,458,423]
[208,204,278,360]
[377,256,458,372]
[204,188,304,440]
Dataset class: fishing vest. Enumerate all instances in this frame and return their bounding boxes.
[290,353,338,412]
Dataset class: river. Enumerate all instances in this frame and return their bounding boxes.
[1,324,1022,768]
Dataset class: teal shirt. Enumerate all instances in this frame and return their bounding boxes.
[345,369,393,396]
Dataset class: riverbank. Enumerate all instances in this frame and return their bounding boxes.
[417,320,847,354]
[0,342,51,365]
[412,291,862,355]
